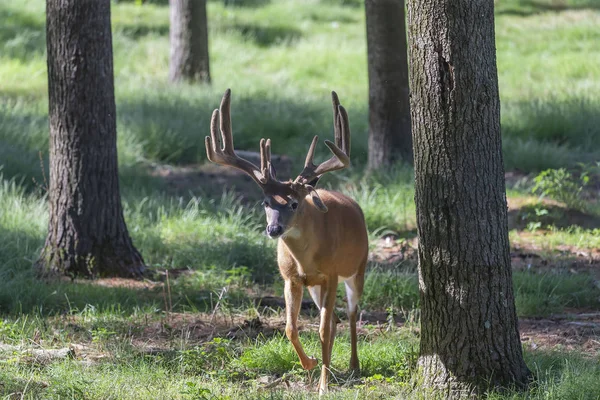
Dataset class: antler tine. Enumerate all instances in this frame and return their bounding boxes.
[331,91,342,148]
[304,135,319,168]
[259,138,267,173]
[337,104,351,157]
[205,89,268,186]
[295,92,351,184]
[259,138,276,182]
[219,89,235,154]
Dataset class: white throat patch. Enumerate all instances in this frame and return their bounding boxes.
[283,227,301,239]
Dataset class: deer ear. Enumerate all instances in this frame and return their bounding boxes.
[309,188,328,213]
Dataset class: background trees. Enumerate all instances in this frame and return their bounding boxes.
[1,0,599,397]
[407,0,531,393]
[38,0,145,278]
[365,0,412,170]
[169,0,211,83]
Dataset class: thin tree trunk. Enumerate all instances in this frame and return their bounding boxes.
[169,0,211,83]
[407,0,531,395]
[38,0,145,278]
[366,0,412,170]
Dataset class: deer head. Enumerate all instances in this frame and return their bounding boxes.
[205,89,351,239]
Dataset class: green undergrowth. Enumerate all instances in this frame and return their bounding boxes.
[1,0,599,177]
[1,0,600,398]
[1,323,599,399]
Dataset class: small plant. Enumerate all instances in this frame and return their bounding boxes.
[91,327,117,343]
[180,381,212,400]
[0,319,19,341]
[531,167,590,212]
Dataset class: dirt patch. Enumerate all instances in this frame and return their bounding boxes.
[368,228,600,280]
[369,235,418,266]
[520,312,600,354]
[131,312,284,351]
[86,277,161,290]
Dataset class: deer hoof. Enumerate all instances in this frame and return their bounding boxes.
[302,356,318,370]
[318,383,328,396]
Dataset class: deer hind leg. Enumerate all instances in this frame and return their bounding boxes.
[345,271,364,374]
[284,280,317,370]
[318,277,338,395]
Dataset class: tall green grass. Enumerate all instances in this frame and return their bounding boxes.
[1,1,600,398]
[1,0,599,179]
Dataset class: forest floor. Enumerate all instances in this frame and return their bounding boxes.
[1,0,600,398]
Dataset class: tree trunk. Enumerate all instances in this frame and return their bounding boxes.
[366,0,412,170]
[169,0,211,83]
[38,0,145,279]
[407,0,531,395]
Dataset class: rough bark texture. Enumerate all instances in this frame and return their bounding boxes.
[366,0,412,170]
[407,0,531,395]
[38,0,145,278]
[169,0,211,83]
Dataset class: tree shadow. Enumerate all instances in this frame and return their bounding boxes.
[306,11,359,24]
[502,98,599,150]
[222,0,272,8]
[229,23,302,47]
[496,0,600,16]
[113,23,169,39]
[319,0,362,8]
[116,91,369,167]
[0,205,276,317]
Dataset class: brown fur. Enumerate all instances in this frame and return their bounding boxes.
[205,89,366,395]
[275,188,368,395]
[277,189,368,285]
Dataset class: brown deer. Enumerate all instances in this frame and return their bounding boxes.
[205,89,368,395]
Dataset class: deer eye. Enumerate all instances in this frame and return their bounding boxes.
[290,202,298,210]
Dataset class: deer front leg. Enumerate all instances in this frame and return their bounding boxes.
[318,277,338,395]
[284,280,318,370]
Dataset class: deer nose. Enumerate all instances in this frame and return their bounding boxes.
[266,225,283,237]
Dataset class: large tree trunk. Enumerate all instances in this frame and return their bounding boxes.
[366,0,412,170]
[38,0,145,278]
[169,0,211,83]
[407,0,531,395]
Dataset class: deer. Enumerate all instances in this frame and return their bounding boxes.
[205,89,368,395]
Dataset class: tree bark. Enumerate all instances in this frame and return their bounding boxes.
[169,0,211,83]
[38,0,145,278]
[407,0,531,395]
[366,0,412,170]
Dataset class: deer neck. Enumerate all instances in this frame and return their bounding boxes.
[280,199,321,259]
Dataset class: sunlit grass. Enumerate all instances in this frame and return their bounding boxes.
[1,0,600,398]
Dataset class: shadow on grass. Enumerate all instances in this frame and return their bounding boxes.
[0,100,49,183]
[502,98,600,151]
[496,0,600,16]
[0,5,45,61]
[319,0,362,8]
[223,0,272,8]
[508,203,600,230]
[117,91,369,166]
[0,217,276,316]
[113,23,169,39]
[231,23,302,47]
[0,267,253,317]
[501,97,600,171]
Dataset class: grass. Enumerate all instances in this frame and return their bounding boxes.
[1,0,600,398]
